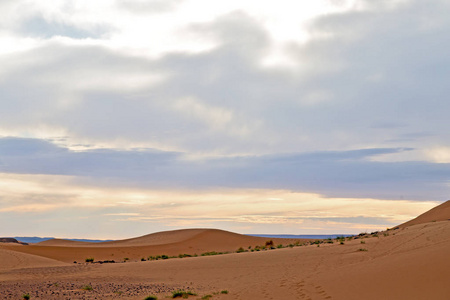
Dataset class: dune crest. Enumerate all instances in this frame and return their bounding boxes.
[398,200,450,228]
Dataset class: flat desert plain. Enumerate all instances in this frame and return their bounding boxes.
[1,201,449,300]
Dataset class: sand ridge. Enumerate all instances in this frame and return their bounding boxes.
[398,199,450,228]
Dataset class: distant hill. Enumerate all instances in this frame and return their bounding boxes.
[0,237,28,245]
[12,237,114,244]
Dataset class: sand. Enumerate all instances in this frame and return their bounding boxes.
[1,201,449,299]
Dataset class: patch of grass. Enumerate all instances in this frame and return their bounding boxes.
[201,251,221,256]
[22,293,31,300]
[220,290,229,294]
[340,241,345,245]
[171,290,197,298]
[123,257,129,262]
[141,257,146,261]
[236,247,246,253]
[360,240,366,244]
[82,285,93,291]
[85,257,94,263]
[201,295,213,299]
[179,253,192,258]
[277,244,284,248]
[144,295,158,300]
[358,248,368,252]
[161,255,169,259]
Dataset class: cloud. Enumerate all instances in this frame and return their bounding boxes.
[116,0,183,14]
[0,1,450,237]
[0,138,448,200]
[0,2,449,157]
[19,16,108,39]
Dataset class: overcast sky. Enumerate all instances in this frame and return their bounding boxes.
[1,0,449,238]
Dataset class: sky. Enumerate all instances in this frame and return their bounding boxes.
[1,0,449,239]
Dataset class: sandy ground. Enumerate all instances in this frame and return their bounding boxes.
[1,201,449,300]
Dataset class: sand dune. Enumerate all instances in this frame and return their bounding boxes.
[1,201,449,299]
[5,229,304,263]
[398,199,450,228]
[0,247,66,272]
[36,228,282,248]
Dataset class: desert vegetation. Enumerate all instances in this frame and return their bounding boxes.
[82,285,93,291]
[171,290,196,298]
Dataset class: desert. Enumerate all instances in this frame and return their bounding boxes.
[2,1,450,299]
[1,201,449,300]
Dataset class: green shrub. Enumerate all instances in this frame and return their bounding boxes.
[265,240,274,247]
[201,251,220,256]
[124,257,129,262]
[360,240,366,244]
[358,248,368,252]
[236,247,246,253]
[85,257,94,263]
[22,294,30,300]
[201,295,212,299]
[144,296,158,300]
[220,290,229,294]
[171,290,196,298]
[82,285,93,291]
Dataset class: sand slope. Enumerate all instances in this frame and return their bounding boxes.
[0,247,66,272]
[398,199,450,228]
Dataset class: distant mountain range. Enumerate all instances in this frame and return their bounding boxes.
[12,237,115,244]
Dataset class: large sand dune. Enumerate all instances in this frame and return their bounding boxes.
[398,199,450,228]
[5,229,305,263]
[1,200,449,299]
